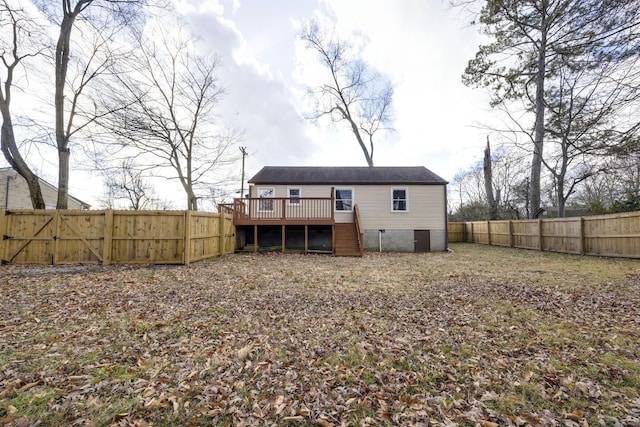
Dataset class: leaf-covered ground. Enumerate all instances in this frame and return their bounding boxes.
[1,244,639,426]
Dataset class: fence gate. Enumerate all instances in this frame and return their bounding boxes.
[1,210,106,264]
[55,211,105,264]
[2,210,57,264]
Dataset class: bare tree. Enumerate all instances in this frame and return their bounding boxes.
[0,1,46,208]
[99,160,157,210]
[300,21,393,167]
[31,0,145,209]
[543,55,640,217]
[100,21,241,211]
[450,158,492,221]
[457,0,640,217]
[450,143,532,220]
[576,140,640,214]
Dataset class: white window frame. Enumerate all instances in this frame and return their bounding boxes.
[287,187,301,205]
[391,187,409,212]
[258,187,275,212]
[334,187,354,212]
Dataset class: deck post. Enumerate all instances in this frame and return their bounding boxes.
[254,225,258,253]
[282,225,285,254]
[332,224,336,254]
[304,225,308,254]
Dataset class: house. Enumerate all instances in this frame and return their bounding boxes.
[222,166,448,255]
[0,168,91,210]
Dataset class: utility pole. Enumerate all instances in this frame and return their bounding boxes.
[239,146,248,198]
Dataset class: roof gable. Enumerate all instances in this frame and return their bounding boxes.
[249,166,448,185]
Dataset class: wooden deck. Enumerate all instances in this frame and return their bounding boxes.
[220,197,362,256]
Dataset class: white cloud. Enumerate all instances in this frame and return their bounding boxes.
[180,0,497,182]
[6,0,499,208]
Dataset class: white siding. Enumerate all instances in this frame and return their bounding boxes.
[354,185,446,230]
[249,185,331,199]
[249,183,446,229]
[0,169,87,209]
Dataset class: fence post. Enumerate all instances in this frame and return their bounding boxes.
[219,212,226,256]
[538,219,543,252]
[184,210,192,265]
[0,209,6,262]
[103,210,113,265]
[470,222,474,243]
[486,221,491,245]
[579,217,585,255]
[508,220,513,247]
[53,210,61,265]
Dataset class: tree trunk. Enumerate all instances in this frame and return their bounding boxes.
[529,13,548,219]
[340,105,373,167]
[1,107,46,209]
[185,187,198,211]
[55,14,76,209]
[483,137,498,219]
[557,179,566,218]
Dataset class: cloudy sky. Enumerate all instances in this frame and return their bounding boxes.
[161,0,495,199]
[6,0,497,208]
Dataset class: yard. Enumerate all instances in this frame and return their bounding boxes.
[1,244,639,426]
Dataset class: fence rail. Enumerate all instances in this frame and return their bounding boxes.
[448,210,640,258]
[1,209,234,265]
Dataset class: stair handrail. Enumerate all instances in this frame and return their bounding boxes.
[353,204,364,255]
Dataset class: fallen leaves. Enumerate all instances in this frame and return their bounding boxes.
[1,245,639,426]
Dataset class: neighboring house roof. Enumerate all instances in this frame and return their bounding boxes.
[249,166,448,185]
[0,167,91,209]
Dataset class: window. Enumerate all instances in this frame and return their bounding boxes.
[258,187,275,211]
[335,188,353,211]
[287,187,301,205]
[391,188,408,212]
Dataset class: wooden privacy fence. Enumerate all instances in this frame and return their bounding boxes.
[448,210,640,258]
[0,209,235,265]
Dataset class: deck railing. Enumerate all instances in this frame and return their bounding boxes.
[220,197,335,223]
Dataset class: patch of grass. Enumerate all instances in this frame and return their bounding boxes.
[2,387,59,421]
[92,364,146,382]
[595,354,640,394]
[93,398,139,427]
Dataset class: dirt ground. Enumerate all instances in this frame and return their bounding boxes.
[1,244,639,426]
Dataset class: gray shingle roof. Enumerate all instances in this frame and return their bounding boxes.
[248,166,448,185]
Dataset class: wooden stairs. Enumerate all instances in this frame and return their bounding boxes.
[334,223,362,257]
